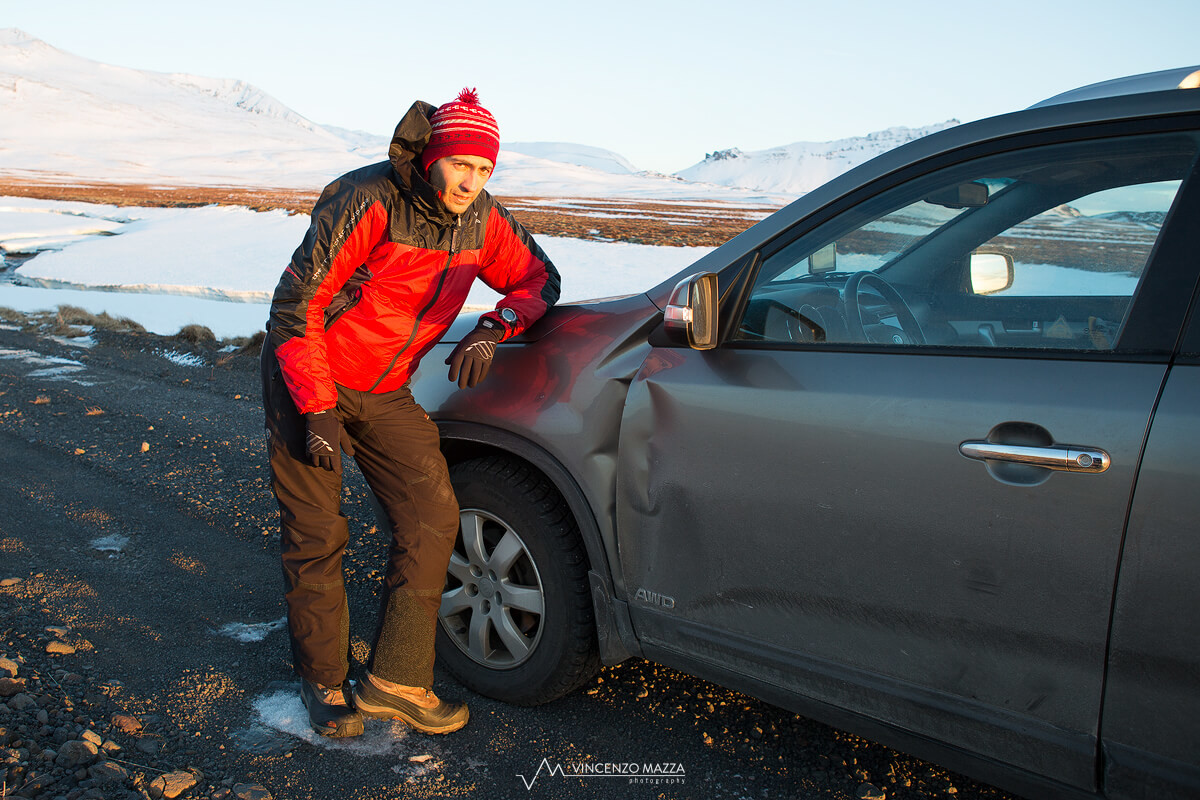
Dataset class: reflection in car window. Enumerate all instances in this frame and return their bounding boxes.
[984,181,1180,298]
[733,133,1197,352]
[771,198,980,282]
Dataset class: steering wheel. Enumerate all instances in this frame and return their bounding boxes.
[841,272,926,345]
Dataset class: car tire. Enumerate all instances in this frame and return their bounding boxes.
[437,455,599,705]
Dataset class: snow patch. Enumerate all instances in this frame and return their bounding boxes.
[90,534,129,554]
[393,754,445,783]
[46,333,96,349]
[0,347,88,381]
[14,205,298,303]
[156,350,207,368]
[217,617,287,643]
[252,688,436,760]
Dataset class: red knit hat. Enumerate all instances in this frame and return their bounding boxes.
[420,88,500,173]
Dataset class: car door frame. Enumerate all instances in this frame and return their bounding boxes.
[1094,153,1200,799]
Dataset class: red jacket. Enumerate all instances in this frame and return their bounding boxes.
[267,101,560,414]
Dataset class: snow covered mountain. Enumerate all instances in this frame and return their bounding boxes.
[502,142,640,175]
[0,28,383,189]
[0,28,953,201]
[677,123,960,195]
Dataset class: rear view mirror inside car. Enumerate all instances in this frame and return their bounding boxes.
[926,180,990,208]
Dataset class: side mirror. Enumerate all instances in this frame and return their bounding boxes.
[808,242,837,274]
[663,272,719,350]
[970,250,1014,295]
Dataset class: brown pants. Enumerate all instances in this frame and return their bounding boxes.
[262,347,459,689]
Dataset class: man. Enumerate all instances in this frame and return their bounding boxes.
[261,89,560,738]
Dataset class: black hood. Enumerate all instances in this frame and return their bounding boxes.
[387,100,449,219]
[388,100,435,175]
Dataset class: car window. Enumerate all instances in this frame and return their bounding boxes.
[732,133,1198,351]
[983,182,1177,298]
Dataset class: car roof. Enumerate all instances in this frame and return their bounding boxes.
[648,80,1200,306]
[1029,65,1200,109]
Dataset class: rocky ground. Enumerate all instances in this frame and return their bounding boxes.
[0,609,271,800]
[0,306,1028,800]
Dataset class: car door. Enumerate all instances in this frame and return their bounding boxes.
[615,125,1200,791]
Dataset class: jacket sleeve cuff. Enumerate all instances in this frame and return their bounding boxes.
[478,313,514,341]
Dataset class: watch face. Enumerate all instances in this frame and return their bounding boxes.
[500,308,518,324]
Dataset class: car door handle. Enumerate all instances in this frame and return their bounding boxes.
[959,441,1111,473]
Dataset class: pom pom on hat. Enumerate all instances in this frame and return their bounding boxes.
[421,87,500,173]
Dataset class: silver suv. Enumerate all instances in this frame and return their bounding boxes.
[407,66,1200,800]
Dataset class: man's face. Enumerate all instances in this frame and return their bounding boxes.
[427,154,494,215]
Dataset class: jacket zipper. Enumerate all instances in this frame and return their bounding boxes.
[368,216,460,392]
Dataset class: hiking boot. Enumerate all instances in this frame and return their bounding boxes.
[352,678,469,734]
[300,679,364,738]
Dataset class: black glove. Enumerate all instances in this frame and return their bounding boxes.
[445,322,504,389]
[304,411,348,470]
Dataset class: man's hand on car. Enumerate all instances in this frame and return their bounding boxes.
[446,321,504,389]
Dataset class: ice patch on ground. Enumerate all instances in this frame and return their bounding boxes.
[27,364,89,381]
[217,617,286,643]
[90,534,129,553]
[157,349,206,367]
[0,347,81,367]
[393,754,445,784]
[46,333,95,348]
[0,347,90,383]
[252,688,437,760]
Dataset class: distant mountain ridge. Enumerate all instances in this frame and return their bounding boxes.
[0,28,955,200]
[677,123,960,195]
[168,74,318,129]
[502,142,641,175]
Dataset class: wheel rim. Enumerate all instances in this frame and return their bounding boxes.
[439,507,545,669]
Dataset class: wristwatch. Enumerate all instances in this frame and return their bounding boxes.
[482,307,519,334]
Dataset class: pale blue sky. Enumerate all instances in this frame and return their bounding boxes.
[4,0,1198,173]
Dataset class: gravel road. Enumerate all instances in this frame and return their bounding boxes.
[0,310,1020,800]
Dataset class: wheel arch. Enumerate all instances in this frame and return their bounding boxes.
[436,420,640,665]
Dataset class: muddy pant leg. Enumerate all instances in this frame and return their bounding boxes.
[345,386,459,689]
[262,346,351,687]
